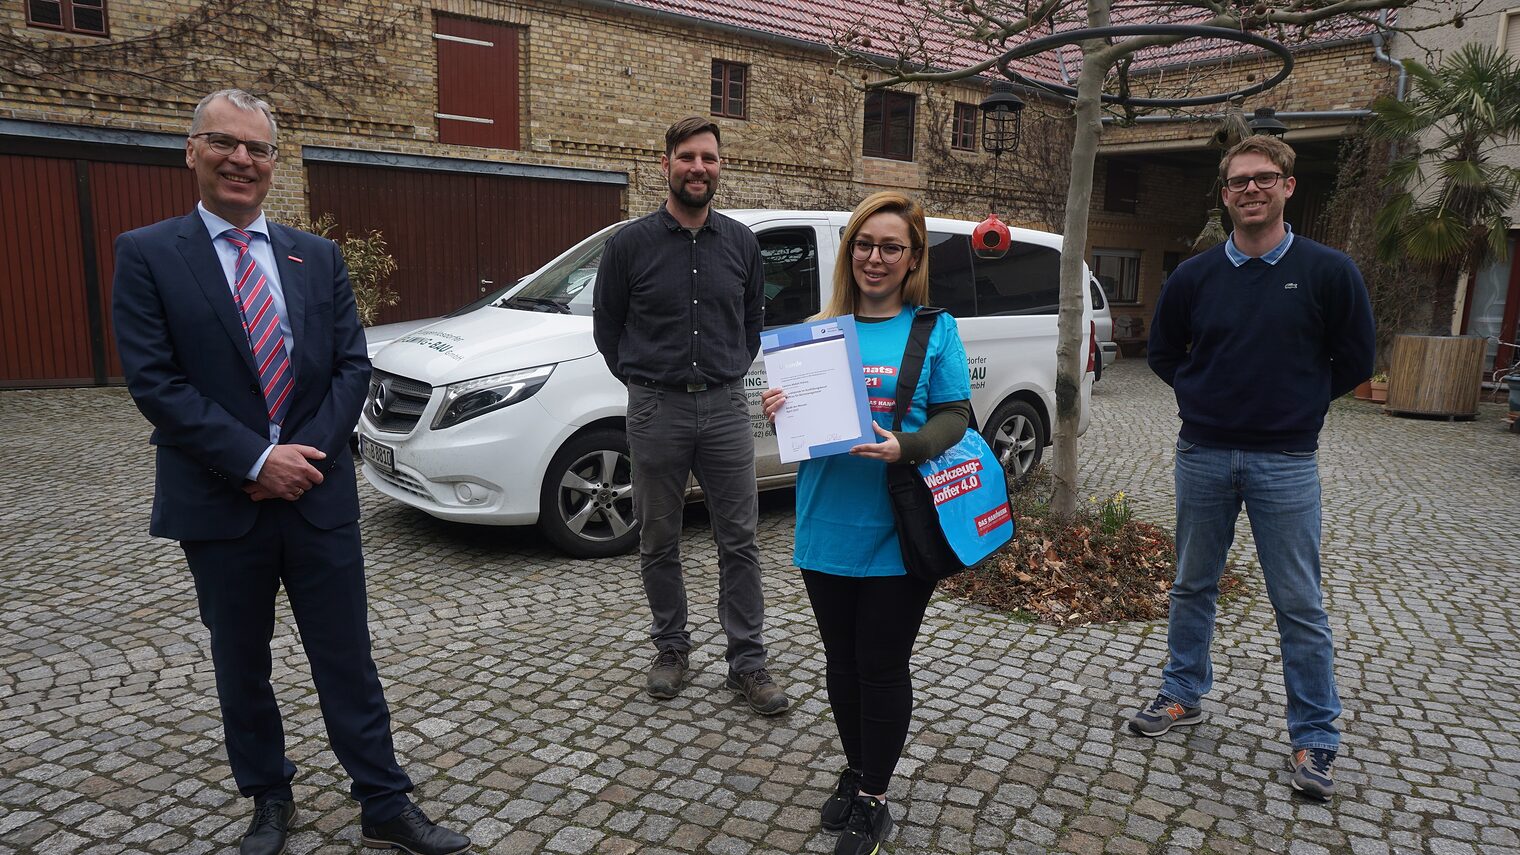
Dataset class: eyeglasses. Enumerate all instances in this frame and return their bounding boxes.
[849,240,911,264]
[191,132,278,163]
[1223,171,1285,192]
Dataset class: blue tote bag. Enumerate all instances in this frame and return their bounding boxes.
[886,309,1015,581]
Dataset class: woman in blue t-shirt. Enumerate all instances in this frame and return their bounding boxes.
[761,192,972,855]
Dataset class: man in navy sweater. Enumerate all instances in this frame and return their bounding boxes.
[1128,136,1374,801]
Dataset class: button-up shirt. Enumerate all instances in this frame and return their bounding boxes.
[197,203,291,478]
[1225,222,1295,267]
[591,206,765,386]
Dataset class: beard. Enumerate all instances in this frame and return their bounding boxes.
[668,175,717,210]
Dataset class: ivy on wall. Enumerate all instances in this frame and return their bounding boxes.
[1,0,410,111]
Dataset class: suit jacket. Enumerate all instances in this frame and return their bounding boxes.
[113,212,371,541]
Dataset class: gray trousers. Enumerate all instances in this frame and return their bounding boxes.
[625,380,767,674]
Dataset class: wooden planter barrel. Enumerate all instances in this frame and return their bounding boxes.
[1385,334,1484,418]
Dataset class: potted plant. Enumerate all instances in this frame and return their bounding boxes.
[1368,372,1389,403]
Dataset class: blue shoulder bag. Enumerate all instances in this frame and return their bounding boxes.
[886,308,1016,581]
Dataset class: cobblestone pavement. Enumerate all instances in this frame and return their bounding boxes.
[3,359,1519,855]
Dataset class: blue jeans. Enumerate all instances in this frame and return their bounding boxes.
[1161,440,1341,752]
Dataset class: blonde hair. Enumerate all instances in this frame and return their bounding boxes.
[1219,135,1295,183]
[817,191,929,319]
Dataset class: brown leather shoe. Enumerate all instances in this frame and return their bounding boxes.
[646,649,689,699]
[726,667,790,715]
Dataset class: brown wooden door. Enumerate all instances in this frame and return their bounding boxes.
[308,162,481,321]
[473,173,624,304]
[0,154,91,385]
[307,161,623,325]
[435,16,520,150]
[87,160,201,379]
[0,150,196,387]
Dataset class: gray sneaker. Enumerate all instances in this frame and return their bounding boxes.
[1127,694,1205,737]
[646,649,689,699]
[1287,748,1336,799]
[726,667,790,715]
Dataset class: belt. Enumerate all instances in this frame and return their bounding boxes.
[628,376,724,393]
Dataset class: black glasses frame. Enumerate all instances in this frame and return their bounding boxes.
[1223,171,1285,192]
[848,239,912,263]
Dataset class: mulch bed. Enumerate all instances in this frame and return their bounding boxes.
[939,471,1242,626]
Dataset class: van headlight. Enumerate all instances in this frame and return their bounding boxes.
[432,364,555,429]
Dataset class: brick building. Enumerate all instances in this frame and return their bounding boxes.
[1087,39,1400,351]
[2,0,1398,386]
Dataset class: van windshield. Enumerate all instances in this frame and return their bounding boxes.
[493,222,628,317]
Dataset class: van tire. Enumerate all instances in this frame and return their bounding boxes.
[982,399,1044,482]
[538,427,640,558]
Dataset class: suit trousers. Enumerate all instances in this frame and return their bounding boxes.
[181,501,413,824]
[625,380,768,674]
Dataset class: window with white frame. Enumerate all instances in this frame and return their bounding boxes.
[1092,248,1141,304]
[1503,10,1520,56]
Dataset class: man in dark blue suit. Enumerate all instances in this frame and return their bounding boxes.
[112,89,469,855]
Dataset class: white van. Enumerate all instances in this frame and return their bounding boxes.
[357,210,1097,558]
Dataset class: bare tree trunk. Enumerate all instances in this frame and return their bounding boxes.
[1050,25,1108,517]
[1449,266,1470,335]
[1449,244,1488,335]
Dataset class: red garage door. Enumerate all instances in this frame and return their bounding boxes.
[0,155,90,385]
[0,149,197,387]
[307,161,623,324]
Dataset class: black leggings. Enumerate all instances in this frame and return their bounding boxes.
[802,569,937,795]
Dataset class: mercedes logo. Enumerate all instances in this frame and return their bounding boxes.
[370,378,392,419]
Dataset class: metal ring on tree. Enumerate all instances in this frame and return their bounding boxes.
[993,25,1294,108]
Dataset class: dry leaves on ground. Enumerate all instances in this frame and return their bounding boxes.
[939,470,1241,626]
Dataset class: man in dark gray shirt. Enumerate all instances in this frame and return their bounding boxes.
[592,116,788,715]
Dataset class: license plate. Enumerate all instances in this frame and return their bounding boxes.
[359,435,394,474]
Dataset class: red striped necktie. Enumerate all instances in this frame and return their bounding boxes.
[222,228,293,426]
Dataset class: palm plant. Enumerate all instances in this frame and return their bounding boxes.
[1368,43,1520,335]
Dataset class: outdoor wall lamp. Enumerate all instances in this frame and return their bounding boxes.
[980,81,1026,156]
[1247,106,1288,137]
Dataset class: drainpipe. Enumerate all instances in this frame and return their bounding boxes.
[1101,110,1371,124]
[1371,10,1408,102]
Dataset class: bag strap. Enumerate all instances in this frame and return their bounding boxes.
[891,307,944,432]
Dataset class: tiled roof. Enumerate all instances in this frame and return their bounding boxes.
[608,0,1383,91]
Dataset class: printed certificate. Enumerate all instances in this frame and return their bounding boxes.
[761,315,873,463]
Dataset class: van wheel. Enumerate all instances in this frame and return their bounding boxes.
[982,399,1044,482]
[538,427,640,558]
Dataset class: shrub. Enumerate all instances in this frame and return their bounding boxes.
[284,213,400,325]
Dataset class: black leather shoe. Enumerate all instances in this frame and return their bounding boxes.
[360,804,470,855]
[239,799,295,855]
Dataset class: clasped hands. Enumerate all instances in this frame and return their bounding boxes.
[244,444,326,502]
[759,387,902,463]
